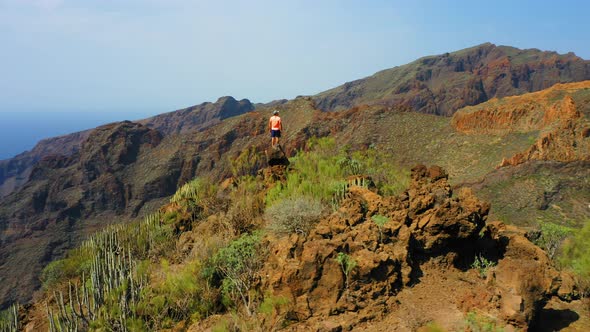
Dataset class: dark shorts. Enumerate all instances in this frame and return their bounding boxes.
[271,130,281,138]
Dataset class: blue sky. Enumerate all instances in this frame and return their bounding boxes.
[0,0,589,158]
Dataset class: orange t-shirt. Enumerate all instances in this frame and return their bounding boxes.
[270,116,281,130]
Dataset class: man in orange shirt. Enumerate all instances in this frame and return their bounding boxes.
[268,110,283,148]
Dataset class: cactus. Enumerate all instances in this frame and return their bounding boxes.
[0,303,19,332]
[170,179,202,203]
[331,181,350,211]
[46,211,167,331]
[337,156,363,176]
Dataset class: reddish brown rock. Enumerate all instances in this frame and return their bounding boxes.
[483,221,561,326]
[259,165,562,330]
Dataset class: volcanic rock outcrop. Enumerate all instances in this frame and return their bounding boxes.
[260,165,562,330]
[452,81,590,167]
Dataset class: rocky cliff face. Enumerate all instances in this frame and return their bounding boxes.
[140,96,254,134]
[0,130,90,198]
[451,81,590,167]
[314,43,590,115]
[258,165,564,330]
[0,97,254,199]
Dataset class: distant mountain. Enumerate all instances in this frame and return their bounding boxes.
[314,43,590,115]
[0,97,254,199]
[139,96,254,134]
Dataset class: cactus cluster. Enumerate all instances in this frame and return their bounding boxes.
[0,303,19,332]
[337,156,362,176]
[46,211,167,331]
[170,179,202,203]
[330,177,370,211]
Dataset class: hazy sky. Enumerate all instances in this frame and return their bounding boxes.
[1,0,589,158]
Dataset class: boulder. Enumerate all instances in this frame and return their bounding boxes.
[266,145,290,167]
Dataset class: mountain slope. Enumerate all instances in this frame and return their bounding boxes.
[314,43,590,115]
[0,97,313,309]
[0,97,254,199]
[2,45,590,312]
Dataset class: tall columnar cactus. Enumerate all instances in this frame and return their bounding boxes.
[47,211,166,331]
[0,303,19,332]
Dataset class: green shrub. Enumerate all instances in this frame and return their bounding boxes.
[336,252,357,290]
[137,259,214,329]
[560,220,590,296]
[371,214,389,243]
[258,295,290,330]
[170,177,220,221]
[464,311,504,332]
[337,156,362,176]
[471,255,496,278]
[209,232,266,316]
[265,196,325,235]
[231,146,265,178]
[171,178,201,203]
[40,247,93,289]
[534,222,572,260]
[419,322,446,332]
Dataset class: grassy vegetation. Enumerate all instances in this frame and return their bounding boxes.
[464,311,504,332]
[476,163,590,228]
[471,255,497,279]
[560,220,590,297]
[0,304,19,332]
[266,137,409,206]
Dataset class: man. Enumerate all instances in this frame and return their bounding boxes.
[268,110,283,148]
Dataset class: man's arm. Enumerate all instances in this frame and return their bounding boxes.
[268,119,272,132]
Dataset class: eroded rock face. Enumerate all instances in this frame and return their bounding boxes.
[472,221,561,326]
[451,82,590,167]
[498,119,590,167]
[260,165,561,330]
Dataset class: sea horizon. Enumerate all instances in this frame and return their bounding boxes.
[0,109,159,160]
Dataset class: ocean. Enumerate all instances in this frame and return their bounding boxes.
[0,110,155,160]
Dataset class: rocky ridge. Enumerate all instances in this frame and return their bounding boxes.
[451,81,590,167]
[0,96,254,199]
[256,165,567,331]
[315,43,590,115]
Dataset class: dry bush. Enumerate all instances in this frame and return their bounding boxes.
[265,196,325,236]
